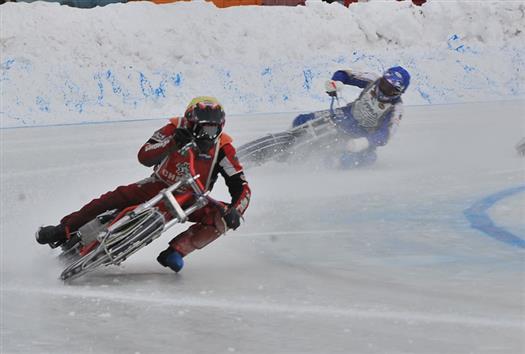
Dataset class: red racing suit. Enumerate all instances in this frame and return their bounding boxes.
[61,117,251,257]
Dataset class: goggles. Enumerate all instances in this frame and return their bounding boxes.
[193,123,221,140]
[378,77,402,98]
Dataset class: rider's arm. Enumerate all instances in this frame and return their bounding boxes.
[367,103,404,147]
[218,144,251,215]
[137,124,177,167]
[331,70,379,89]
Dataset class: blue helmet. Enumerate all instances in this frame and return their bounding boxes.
[376,66,410,102]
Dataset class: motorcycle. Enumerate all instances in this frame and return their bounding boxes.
[44,143,211,281]
[237,97,350,169]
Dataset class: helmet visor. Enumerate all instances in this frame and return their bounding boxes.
[193,123,221,140]
[378,77,402,98]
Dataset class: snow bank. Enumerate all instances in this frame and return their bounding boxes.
[1,0,524,127]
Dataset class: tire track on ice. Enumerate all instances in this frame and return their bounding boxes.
[3,286,522,329]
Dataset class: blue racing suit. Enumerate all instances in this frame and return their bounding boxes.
[293,70,404,168]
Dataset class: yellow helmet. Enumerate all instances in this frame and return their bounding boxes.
[184,96,225,141]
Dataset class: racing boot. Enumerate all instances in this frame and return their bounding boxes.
[35,224,68,246]
[157,207,226,273]
[157,247,184,273]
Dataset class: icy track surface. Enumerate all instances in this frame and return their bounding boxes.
[1,101,525,353]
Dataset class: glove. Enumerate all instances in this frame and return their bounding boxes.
[346,137,370,153]
[222,207,242,230]
[173,128,194,149]
[325,80,344,97]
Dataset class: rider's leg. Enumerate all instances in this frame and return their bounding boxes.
[37,178,166,245]
[61,178,166,232]
[158,204,227,272]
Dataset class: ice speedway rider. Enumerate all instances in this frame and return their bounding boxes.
[238,66,410,169]
[298,66,410,167]
[36,96,251,273]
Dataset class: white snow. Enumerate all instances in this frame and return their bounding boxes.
[1,1,525,353]
[1,0,524,127]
